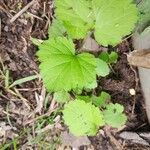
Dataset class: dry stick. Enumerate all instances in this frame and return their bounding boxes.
[10,0,37,23]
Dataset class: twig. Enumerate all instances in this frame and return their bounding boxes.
[10,0,37,23]
[27,12,43,21]
[24,109,56,125]
[104,126,123,150]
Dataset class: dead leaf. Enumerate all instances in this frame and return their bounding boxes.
[119,131,149,146]
[82,37,99,52]
[127,49,150,69]
[61,131,91,148]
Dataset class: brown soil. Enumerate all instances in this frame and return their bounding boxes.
[0,0,150,150]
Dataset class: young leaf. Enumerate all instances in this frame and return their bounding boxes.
[76,91,110,107]
[96,59,110,77]
[109,52,118,63]
[53,91,70,103]
[37,37,97,92]
[103,103,127,128]
[48,19,67,38]
[55,0,138,46]
[63,100,104,136]
[92,92,111,107]
[99,52,110,63]
[99,51,118,64]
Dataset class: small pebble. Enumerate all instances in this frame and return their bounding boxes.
[129,88,136,96]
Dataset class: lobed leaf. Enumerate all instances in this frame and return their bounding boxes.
[103,103,127,128]
[53,91,70,103]
[63,99,104,136]
[37,37,97,92]
[55,0,138,46]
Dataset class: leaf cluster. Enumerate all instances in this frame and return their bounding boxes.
[33,0,139,136]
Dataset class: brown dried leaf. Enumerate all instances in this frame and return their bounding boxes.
[127,49,150,69]
[82,37,100,52]
[61,131,91,148]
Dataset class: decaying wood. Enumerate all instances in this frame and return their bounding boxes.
[127,49,150,69]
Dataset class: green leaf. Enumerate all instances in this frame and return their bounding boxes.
[55,0,138,46]
[109,52,118,63]
[94,0,138,46]
[55,0,94,39]
[137,0,150,32]
[103,103,127,128]
[99,52,110,63]
[85,80,97,90]
[48,19,67,38]
[92,92,111,107]
[37,37,97,92]
[53,91,70,103]
[96,59,110,77]
[76,91,110,107]
[99,51,118,64]
[63,100,104,136]
[76,96,91,103]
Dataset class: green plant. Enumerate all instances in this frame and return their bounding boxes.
[34,0,138,136]
[137,0,150,34]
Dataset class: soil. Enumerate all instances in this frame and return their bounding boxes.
[0,0,150,150]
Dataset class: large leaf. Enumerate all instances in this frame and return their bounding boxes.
[55,0,138,46]
[37,37,97,92]
[63,100,104,136]
[94,0,138,46]
[137,0,150,32]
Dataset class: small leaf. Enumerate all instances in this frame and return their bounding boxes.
[99,52,109,63]
[63,100,104,136]
[103,103,127,128]
[76,91,110,107]
[96,59,110,77]
[92,92,111,107]
[109,52,118,63]
[85,80,97,90]
[48,19,67,38]
[99,51,118,64]
[53,91,70,103]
